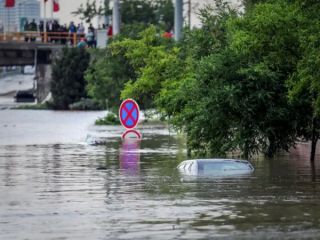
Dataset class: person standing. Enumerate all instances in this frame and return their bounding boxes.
[88,23,94,32]
[29,19,37,42]
[24,20,29,42]
[68,21,77,45]
[77,22,85,39]
[86,29,96,48]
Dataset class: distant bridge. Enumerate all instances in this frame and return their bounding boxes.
[0,41,63,102]
[0,41,62,66]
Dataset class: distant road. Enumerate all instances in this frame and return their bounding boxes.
[0,72,34,109]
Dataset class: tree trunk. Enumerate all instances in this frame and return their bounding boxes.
[310,137,317,163]
[310,117,318,163]
[311,160,316,182]
[266,136,276,158]
[243,142,249,159]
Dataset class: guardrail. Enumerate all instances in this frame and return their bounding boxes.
[0,32,85,47]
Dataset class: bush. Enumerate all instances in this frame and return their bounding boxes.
[69,98,101,110]
[95,113,120,125]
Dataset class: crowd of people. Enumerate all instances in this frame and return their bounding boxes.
[23,19,112,48]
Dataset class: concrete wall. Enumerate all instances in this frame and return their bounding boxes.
[35,64,52,103]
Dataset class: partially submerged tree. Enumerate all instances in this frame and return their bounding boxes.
[84,0,320,161]
[287,0,320,162]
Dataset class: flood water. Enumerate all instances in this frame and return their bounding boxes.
[1,110,320,239]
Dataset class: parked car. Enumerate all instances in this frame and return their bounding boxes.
[15,90,35,103]
[177,159,254,176]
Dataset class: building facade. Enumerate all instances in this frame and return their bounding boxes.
[0,0,40,32]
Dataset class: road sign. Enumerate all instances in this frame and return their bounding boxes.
[119,99,140,129]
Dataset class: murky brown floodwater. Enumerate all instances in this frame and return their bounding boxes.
[1,110,320,240]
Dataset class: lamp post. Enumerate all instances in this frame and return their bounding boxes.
[43,0,47,42]
[188,0,191,28]
[112,0,120,35]
[174,0,183,41]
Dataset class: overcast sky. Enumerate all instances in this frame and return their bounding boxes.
[42,0,241,27]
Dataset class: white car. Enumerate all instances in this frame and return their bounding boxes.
[177,159,254,176]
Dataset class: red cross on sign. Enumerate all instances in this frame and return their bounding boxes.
[119,99,140,129]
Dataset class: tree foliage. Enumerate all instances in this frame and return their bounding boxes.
[51,48,90,110]
[86,0,320,160]
[286,0,320,162]
[72,0,110,23]
[73,0,174,30]
[85,48,136,109]
[110,26,176,109]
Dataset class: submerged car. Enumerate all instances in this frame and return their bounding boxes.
[14,90,35,103]
[177,159,254,176]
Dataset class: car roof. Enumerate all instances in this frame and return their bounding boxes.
[185,159,249,163]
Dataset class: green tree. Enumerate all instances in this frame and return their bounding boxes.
[72,0,110,24]
[111,26,176,109]
[51,48,90,110]
[287,0,320,162]
[242,0,268,10]
[223,2,300,157]
[82,0,174,110]
[73,0,173,30]
[85,48,136,109]
[168,1,301,157]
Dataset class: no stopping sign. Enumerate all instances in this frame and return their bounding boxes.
[119,99,140,129]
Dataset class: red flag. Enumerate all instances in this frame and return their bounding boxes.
[53,0,59,12]
[5,0,15,7]
[107,26,113,37]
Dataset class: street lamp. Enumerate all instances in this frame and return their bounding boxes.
[174,0,183,41]
[112,0,120,35]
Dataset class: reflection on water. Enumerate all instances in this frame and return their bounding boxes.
[1,110,320,239]
[119,139,141,175]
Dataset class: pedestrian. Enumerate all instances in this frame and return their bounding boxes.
[86,29,96,48]
[24,20,29,42]
[69,21,77,45]
[107,25,113,38]
[29,19,37,42]
[88,23,95,32]
[77,22,85,42]
[77,37,87,48]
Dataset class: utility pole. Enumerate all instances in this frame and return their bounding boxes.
[43,0,47,37]
[188,0,191,28]
[50,0,53,20]
[112,0,120,35]
[104,0,110,25]
[174,0,183,41]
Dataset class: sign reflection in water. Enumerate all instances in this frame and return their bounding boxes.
[119,139,141,174]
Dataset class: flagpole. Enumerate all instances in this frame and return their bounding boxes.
[50,0,53,20]
[5,7,9,40]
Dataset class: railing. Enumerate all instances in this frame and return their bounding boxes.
[0,32,85,47]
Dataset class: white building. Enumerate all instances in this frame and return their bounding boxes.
[0,0,40,32]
